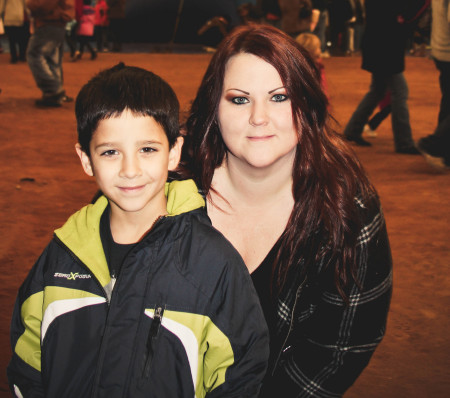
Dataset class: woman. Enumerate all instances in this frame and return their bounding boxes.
[181,24,392,397]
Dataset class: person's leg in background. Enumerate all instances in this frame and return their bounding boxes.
[418,59,450,168]
[435,59,450,125]
[388,72,419,154]
[313,9,328,54]
[27,25,70,107]
[5,26,19,63]
[17,22,30,62]
[343,73,389,146]
[368,105,392,131]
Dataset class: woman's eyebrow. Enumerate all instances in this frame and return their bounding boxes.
[225,88,250,95]
[225,87,285,95]
[268,86,285,94]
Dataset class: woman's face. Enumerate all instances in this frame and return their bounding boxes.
[217,53,299,171]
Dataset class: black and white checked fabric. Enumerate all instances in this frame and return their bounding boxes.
[262,194,393,398]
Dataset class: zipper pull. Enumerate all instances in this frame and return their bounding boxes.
[110,271,117,293]
[143,306,164,378]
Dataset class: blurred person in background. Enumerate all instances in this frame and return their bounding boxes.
[0,0,30,63]
[279,0,313,37]
[72,0,97,61]
[107,0,125,52]
[343,0,430,153]
[418,0,450,170]
[94,0,108,52]
[26,0,74,107]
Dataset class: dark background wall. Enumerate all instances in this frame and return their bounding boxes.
[124,0,240,44]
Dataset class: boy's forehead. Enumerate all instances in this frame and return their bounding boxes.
[92,111,167,141]
[95,110,159,128]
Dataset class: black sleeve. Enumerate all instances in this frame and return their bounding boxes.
[7,247,50,397]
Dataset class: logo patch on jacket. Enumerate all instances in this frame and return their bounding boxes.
[54,272,92,280]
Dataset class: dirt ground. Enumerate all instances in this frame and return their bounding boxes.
[0,52,449,397]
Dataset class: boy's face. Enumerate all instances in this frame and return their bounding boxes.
[76,110,182,220]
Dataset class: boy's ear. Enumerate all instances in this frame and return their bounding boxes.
[75,143,94,177]
[168,136,184,171]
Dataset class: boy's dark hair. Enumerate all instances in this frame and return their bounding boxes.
[76,63,180,156]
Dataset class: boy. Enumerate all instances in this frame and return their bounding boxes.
[7,63,269,398]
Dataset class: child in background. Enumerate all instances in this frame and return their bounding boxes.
[72,0,96,61]
[296,32,329,98]
[7,63,269,398]
[94,0,108,52]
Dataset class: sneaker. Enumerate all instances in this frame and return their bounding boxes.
[417,137,450,170]
[419,151,450,171]
[345,135,372,147]
[364,124,377,138]
[417,136,445,158]
[35,91,72,108]
[71,51,81,62]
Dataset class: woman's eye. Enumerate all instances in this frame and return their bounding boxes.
[101,149,118,156]
[272,94,288,102]
[231,97,249,105]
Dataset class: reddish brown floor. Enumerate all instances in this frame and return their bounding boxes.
[0,52,449,397]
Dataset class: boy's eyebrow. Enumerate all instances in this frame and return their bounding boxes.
[93,140,164,150]
[138,140,164,145]
[93,142,116,150]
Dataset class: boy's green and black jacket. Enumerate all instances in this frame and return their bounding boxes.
[8,180,269,398]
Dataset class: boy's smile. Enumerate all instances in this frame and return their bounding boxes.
[76,109,182,228]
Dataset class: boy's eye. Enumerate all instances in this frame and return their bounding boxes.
[141,147,156,153]
[101,149,118,156]
[231,97,249,105]
[271,94,288,102]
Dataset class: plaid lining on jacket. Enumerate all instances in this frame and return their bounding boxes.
[261,194,393,397]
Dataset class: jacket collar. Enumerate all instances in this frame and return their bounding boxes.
[54,179,204,288]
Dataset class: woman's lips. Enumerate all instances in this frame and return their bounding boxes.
[247,135,275,141]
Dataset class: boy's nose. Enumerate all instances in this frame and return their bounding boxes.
[119,155,142,178]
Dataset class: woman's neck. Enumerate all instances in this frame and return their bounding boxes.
[211,155,294,208]
[208,156,295,272]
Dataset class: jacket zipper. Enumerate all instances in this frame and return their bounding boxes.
[143,306,165,378]
[271,277,306,375]
[56,215,169,395]
[92,216,168,396]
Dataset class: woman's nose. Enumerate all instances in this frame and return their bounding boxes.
[249,102,269,127]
